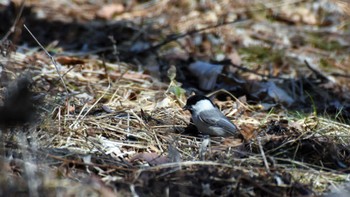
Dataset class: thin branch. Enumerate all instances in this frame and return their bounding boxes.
[23,24,68,93]
[257,137,271,173]
[304,60,329,82]
[1,0,25,43]
[145,18,244,52]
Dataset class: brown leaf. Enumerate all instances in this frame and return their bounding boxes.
[96,4,124,20]
[129,152,170,165]
[56,56,85,65]
[239,124,257,141]
[228,48,241,66]
[222,137,243,147]
[109,71,152,83]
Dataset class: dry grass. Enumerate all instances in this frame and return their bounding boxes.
[1,0,350,196]
[0,50,349,196]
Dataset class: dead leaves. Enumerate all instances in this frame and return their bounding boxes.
[129,152,169,166]
[56,56,85,65]
[96,4,125,20]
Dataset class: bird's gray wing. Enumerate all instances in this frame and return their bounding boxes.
[198,110,238,135]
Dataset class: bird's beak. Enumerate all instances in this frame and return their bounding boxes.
[183,105,190,111]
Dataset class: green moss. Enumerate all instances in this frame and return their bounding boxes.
[308,33,343,51]
[319,58,335,73]
[319,58,332,68]
[239,45,284,65]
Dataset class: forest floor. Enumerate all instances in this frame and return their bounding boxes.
[1,0,350,196]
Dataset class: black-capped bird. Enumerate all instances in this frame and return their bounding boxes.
[183,95,239,137]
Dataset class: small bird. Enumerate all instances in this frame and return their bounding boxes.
[183,95,239,137]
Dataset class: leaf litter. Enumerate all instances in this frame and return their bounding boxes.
[1,0,350,196]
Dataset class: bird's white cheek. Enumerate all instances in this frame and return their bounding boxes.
[192,100,215,112]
